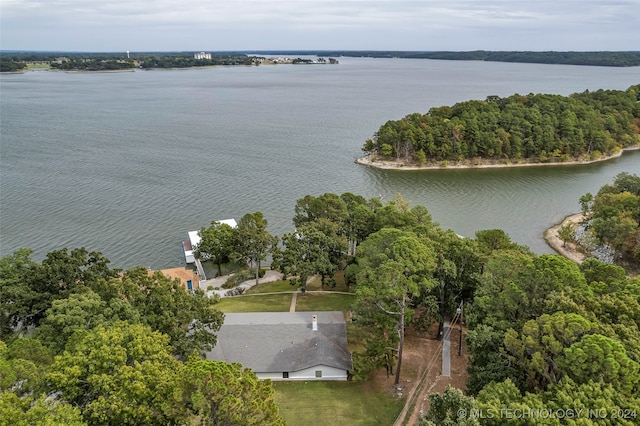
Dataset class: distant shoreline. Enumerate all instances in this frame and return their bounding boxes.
[63,69,136,73]
[355,145,640,171]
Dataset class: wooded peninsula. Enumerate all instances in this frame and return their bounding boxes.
[359,84,640,169]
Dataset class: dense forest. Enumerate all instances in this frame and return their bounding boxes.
[0,248,284,425]
[321,51,640,67]
[0,52,258,72]
[361,84,640,166]
[0,59,27,72]
[2,178,638,424]
[423,252,640,425]
[137,54,255,69]
[577,172,640,265]
[422,176,640,425]
[51,59,136,71]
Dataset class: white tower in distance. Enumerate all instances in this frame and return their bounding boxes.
[126,51,130,59]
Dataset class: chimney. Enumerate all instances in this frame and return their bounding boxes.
[312,314,318,331]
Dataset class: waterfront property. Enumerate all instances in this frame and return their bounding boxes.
[206,311,353,381]
[194,52,212,60]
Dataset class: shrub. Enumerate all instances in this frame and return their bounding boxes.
[222,269,254,289]
[225,287,245,297]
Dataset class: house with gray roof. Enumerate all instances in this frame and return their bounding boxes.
[206,311,353,381]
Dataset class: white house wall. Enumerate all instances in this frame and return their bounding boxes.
[256,365,348,381]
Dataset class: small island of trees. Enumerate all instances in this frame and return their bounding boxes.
[361,84,640,168]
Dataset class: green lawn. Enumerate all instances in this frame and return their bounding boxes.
[26,63,51,69]
[273,381,403,426]
[214,291,355,313]
[214,294,291,312]
[296,292,356,312]
[245,279,296,294]
[306,270,351,292]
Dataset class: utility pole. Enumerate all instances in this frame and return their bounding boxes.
[457,300,463,356]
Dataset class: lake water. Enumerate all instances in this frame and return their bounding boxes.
[1,58,639,269]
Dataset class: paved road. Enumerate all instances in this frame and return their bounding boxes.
[442,320,451,377]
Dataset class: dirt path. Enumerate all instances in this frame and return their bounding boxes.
[543,213,586,264]
[403,326,469,426]
[369,325,468,425]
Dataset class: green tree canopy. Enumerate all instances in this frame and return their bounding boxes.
[195,221,237,277]
[354,228,437,385]
[171,358,285,425]
[46,322,184,425]
[234,212,278,285]
[503,312,594,391]
[580,172,640,263]
[0,248,119,340]
[421,386,480,426]
[118,268,223,359]
[276,220,348,292]
[34,290,110,354]
[559,333,640,394]
[364,85,640,165]
[0,249,40,339]
[0,391,86,426]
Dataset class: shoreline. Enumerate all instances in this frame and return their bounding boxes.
[543,213,586,264]
[355,145,640,171]
[63,69,136,73]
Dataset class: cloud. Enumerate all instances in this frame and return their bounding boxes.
[1,0,638,51]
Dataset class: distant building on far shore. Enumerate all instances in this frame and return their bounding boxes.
[194,52,212,60]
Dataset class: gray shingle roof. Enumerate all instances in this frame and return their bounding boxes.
[206,311,353,373]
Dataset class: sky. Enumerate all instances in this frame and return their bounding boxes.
[1,0,638,52]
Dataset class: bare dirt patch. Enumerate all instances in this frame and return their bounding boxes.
[368,324,469,425]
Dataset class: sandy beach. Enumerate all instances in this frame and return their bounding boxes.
[543,213,586,264]
[355,146,639,171]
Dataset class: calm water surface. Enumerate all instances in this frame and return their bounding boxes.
[1,58,639,269]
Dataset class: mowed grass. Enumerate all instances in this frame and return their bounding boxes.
[273,381,404,426]
[296,292,355,312]
[26,63,51,69]
[214,294,291,312]
[247,272,352,294]
[245,279,295,294]
[306,270,350,292]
